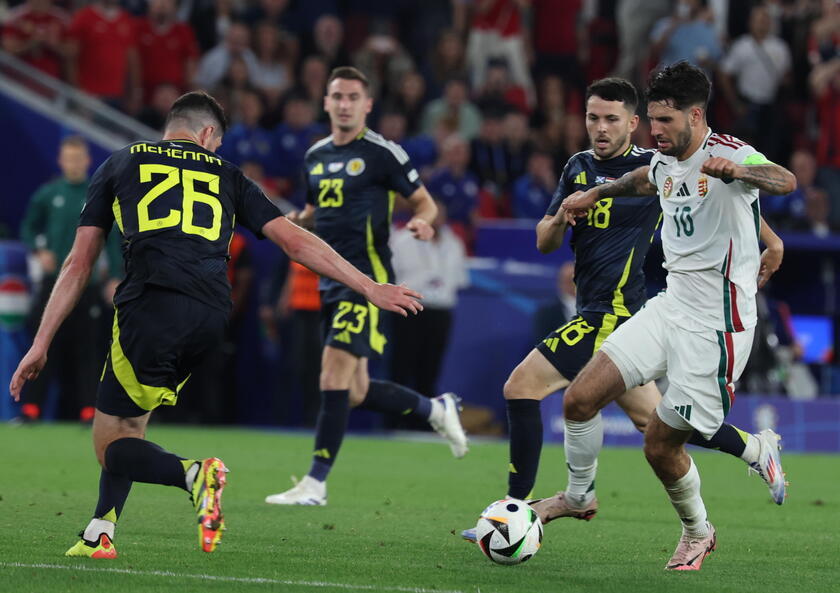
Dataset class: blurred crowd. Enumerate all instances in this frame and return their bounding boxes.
[4,0,840,243]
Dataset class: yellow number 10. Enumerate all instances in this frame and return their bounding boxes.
[137,164,222,241]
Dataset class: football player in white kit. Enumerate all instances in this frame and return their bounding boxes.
[561,62,796,571]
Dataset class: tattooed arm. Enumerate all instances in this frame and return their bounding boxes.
[561,166,657,223]
[700,157,797,195]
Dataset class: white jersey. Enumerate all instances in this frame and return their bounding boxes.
[647,129,762,333]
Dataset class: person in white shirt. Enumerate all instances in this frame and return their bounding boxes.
[561,61,796,571]
[389,201,469,402]
[719,4,792,162]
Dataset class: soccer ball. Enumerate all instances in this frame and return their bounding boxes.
[475,498,543,565]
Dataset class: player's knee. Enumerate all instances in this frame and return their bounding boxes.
[320,369,349,391]
[347,387,366,407]
[630,414,649,434]
[563,386,598,421]
[95,448,107,469]
[503,370,528,400]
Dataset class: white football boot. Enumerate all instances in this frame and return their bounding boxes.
[749,429,787,505]
[429,392,469,458]
[265,475,327,506]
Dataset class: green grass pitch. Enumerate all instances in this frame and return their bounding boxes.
[0,423,837,593]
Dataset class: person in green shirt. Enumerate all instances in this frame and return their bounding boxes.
[19,135,123,422]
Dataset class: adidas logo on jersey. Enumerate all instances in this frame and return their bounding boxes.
[676,183,691,197]
[674,404,692,421]
[573,171,588,185]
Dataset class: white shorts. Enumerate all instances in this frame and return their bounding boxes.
[599,294,754,439]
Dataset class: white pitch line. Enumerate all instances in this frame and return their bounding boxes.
[0,562,468,593]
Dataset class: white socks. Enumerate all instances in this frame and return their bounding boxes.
[665,457,709,538]
[83,518,115,541]
[429,398,444,425]
[185,461,200,492]
[564,412,603,507]
[740,433,761,465]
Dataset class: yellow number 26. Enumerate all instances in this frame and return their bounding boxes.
[137,164,223,241]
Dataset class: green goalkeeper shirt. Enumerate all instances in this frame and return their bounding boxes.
[20,177,123,281]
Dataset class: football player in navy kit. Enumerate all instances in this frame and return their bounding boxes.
[9,91,423,558]
[265,67,468,506]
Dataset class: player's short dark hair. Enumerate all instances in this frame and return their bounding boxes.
[327,66,370,92]
[165,90,228,136]
[645,61,711,112]
[60,135,89,151]
[585,78,639,113]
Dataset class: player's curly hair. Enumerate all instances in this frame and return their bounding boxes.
[646,61,711,112]
[165,91,228,136]
[586,78,639,113]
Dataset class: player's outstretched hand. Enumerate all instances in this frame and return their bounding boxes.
[406,217,435,241]
[9,346,47,401]
[700,157,742,182]
[758,245,783,289]
[561,189,598,226]
[367,283,424,317]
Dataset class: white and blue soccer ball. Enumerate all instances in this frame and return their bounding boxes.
[475,498,543,565]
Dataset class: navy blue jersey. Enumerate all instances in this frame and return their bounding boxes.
[80,139,282,312]
[546,145,661,317]
[304,128,422,302]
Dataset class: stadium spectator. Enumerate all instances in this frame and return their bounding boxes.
[241,160,286,207]
[306,13,351,72]
[135,0,199,102]
[808,2,840,227]
[18,136,122,423]
[532,260,577,341]
[421,78,482,141]
[762,150,832,236]
[217,88,274,173]
[390,70,428,135]
[503,110,533,183]
[241,0,295,31]
[463,0,535,109]
[378,110,437,174]
[719,4,792,163]
[136,82,180,131]
[474,59,528,114]
[251,21,293,105]
[352,33,416,101]
[511,150,556,220]
[271,92,327,184]
[193,21,259,91]
[613,0,671,82]
[649,0,723,73]
[389,200,469,408]
[178,0,229,53]
[470,108,514,210]
[296,54,330,118]
[423,29,468,99]
[426,134,480,246]
[530,0,585,86]
[274,261,322,427]
[581,0,621,83]
[2,0,69,80]
[530,75,576,130]
[211,53,257,120]
[67,0,140,112]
